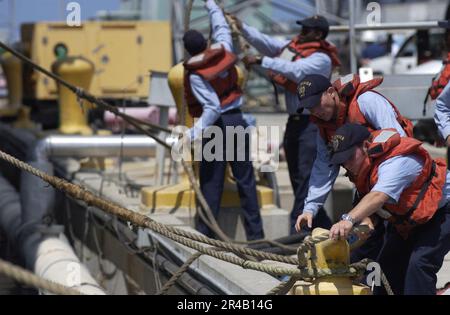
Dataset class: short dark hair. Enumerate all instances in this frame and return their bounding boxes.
[183,30,207,56]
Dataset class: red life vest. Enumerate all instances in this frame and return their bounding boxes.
[268,37,341,94]
[349,129,447,238]
[429,52,450,100]
[310,74,414,143]
[183,43,243,118]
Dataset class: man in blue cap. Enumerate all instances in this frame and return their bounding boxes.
[294,73,413,263]
[431,21,450,169]
[325,123,450,295]
[228,14,341,234]
[180,0,264,240]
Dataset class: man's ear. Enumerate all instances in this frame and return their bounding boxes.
[327,87,338,99]
[362,140,371,152]
[312,30,323,40]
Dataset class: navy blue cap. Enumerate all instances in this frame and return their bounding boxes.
[329,123,371,165]
[296,15,329,38]
[297,74,331,111]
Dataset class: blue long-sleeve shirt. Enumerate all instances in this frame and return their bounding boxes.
[434,82,450,140]
[370,154,450,209]
[241,24,332,114]
[187,0,242,140]
[303,91,408,217]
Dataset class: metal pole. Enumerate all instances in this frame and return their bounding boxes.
[60,0,65,21]
[172,0,185,63]
[183,21,447,39]
[330,21,443,32]
[349,0,357,74]
[36,135,171,158]
[8,0,15,43]
[156,107,169,185]
[149,0,159,20]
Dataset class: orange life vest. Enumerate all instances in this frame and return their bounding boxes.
[268,37,341,94]
[310,74,414,143]
[349,129,447,238]
[429,52,450,100]
[183,43,243,118]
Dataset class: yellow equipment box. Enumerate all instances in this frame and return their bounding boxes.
[21,21,173,101]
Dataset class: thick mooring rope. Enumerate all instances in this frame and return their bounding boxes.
[0,34,395,296]
[0,258,82,295]
[0,40,295,254]
[156,251,202,295]
[0,149,298,266]
[0,149,393,294]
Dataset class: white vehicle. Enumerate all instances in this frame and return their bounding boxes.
[405,59,442,74]
[367,30,446,75]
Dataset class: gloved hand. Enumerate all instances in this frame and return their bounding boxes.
[226,13,243,31]
[242,54,262,70]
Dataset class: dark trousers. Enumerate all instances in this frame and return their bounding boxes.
[196,110,264,241]
[374,204,450,295]
[283,115,332,234]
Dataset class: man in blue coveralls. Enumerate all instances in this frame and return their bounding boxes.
[180,0,264,240]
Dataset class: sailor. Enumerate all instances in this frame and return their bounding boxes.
[432,24,450,162]
[325,123,450,295]
[180,0,264,240]
[425,21,450,103]
[294,73,414,263]
[229,14,340,234]
[435,81,450,148]
[425,21,450,162]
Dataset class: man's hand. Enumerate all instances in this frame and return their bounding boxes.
[171,133,191,161]
[446,135,450,148]
[295,212,313,233]
[242,55,262,69]
[329,220,353,240]
[225,13,243,31]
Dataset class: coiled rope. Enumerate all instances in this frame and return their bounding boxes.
[0,149,393,294]
[0,40,297,253]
